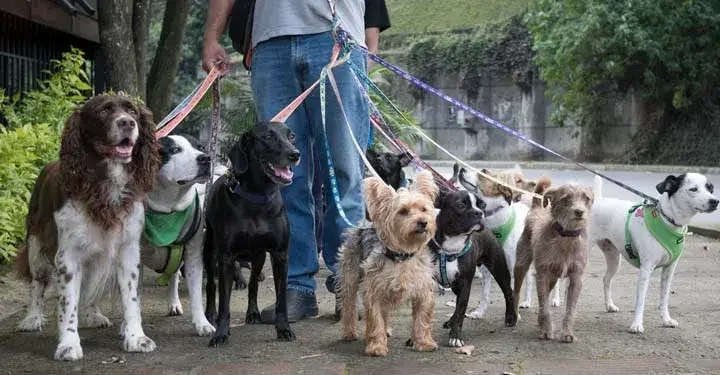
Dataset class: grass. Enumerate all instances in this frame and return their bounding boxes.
[385,0,534,35]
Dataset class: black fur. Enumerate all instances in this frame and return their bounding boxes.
[656,174,686,197]
[366,149,412,190]
[203,122,299,347]
[433,191,517,346]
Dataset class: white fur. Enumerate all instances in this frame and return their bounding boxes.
[52,180,155,360]
[458,169,562,321]
[590,173,717,333]
[142,135,215,336]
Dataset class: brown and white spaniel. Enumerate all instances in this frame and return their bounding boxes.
[14,94,160,361]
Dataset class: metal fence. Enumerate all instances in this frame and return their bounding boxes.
[0,10,101,104]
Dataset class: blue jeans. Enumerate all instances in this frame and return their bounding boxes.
[250,31,369,294]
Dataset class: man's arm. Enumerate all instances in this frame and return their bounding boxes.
[364,0,391,68]
[202,0,235,72]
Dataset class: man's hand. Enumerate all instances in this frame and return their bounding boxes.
[202,39,230,73]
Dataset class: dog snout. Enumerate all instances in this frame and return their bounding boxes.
[288,150,300,163]
[197,154,211,165]
[416,220,428,229]
[116,117,136,130]
[709,198,719,210]
[574,209,585,218]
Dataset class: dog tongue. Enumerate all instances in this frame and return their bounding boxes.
[115,144,133,158]
[273,165,293,181]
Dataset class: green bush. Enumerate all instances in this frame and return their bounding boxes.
[0,48,91,264]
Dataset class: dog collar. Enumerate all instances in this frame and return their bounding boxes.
[491,205,517,245]
[431,237,473,289]
[624,203,687,268]
[225,173,276,204]
[552,222,584,237]
[384,248,415,262]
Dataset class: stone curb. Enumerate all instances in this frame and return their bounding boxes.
[425,160,720,174]
[689,225,720,239]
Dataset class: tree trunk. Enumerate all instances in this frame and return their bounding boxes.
[98,0,138,95]
[146,0,191,121]
[132,0,151,101]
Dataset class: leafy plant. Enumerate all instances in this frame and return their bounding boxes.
[0,48,91,264]
[367,67,421,150]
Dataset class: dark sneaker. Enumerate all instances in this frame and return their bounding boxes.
[259,289,319,324]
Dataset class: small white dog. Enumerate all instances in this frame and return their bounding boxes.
[591,173,718,333]
[141,134,216,336]
[456,165,562,319]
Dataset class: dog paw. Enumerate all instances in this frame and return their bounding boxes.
[560,332,575,343]
[468,307,487,320]
[414,340,439,352]
[194,319,216,336]
[505,313,518,327]
[123,335,156,353]
[448,338,464,347]
[234,279,247,290]
[365,342,389,357]
[18,314,44,332]
[662,318,679,328]
[606,303,619,313]
[167,302,184,316]
[628,322,644,334]
[85,312,113,329]
[343,333,359,342]
[405,338,414,347]
[276,326,296,342]
[539,331,553,340]
[208,332,229,347]
[54,340,83,361]
[519,301,532,309]
[245,309,261,324]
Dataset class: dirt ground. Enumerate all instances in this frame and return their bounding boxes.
[1,235,720,375]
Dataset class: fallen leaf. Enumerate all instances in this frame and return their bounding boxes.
[101,355,126,364]
[300,354,323,359]
[455,344,475,356]
[446,301,456,307]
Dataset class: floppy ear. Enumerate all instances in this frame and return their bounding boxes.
[500,186,514,205]
[583,188,595,206]
[434,185,451,208]
[58,108,86,193]
[656,175,681,196]
[131,103,161,194]
[229,132,251,174]
[411,170,439,202]
[450,162,461,183]
[479,168,494,183]
[542,187,557,208]
[398,151,412,167]
[364,176,395,222]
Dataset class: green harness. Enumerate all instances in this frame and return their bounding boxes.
[624,203,687,268]
[143,192,202,286]
[491,206,517,246]
[433,239,473,288]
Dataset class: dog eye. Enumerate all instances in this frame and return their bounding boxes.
[398,208,409,215]
[707,183,714,193]
[99,109,108,117]
[689,187,698,192]
[263,134,273,141]
[288,133,296,142]
[127,108,137,115]
[455,202,464,209]
[170,146,181,154]
[421,207,427,212]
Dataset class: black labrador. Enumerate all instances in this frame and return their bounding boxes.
[204,121,299,346]
[366,149,412,190]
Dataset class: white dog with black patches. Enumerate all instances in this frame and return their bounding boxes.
[140,134,216,336]
[591,173,718,333]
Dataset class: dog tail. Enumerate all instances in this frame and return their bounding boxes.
[532,176,552,208]
[592,175,603,199]
[13,246,32,283]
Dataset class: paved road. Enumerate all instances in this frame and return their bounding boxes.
[422,165,720,233]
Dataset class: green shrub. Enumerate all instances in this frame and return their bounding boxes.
[0,48,91,264]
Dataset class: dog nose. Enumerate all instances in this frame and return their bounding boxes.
[197,154,211,165]
[710,199,719,209]
[416,220,427,229]
[117,118,136,130]
[574,209,584,218]
[473,210,483,218]
[288,151,300,163]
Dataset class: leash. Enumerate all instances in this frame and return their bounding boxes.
[204,79,222,211]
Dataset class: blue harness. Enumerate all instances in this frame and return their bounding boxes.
[431,238,473,288]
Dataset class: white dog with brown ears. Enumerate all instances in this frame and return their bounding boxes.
[591,173,718,333]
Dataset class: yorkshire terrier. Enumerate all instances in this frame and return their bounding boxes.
[338,170,439,357]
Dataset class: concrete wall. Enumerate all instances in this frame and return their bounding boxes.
[383,68,646,162]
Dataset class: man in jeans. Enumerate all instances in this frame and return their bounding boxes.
[202,0,389,322]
